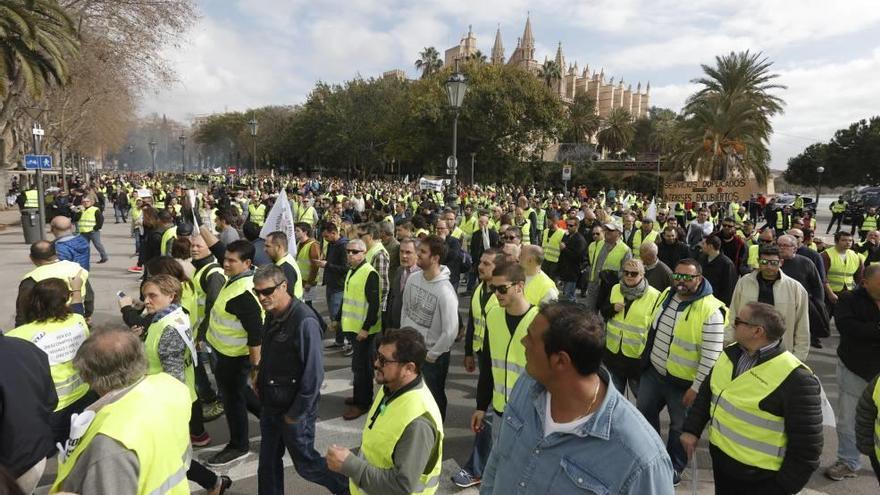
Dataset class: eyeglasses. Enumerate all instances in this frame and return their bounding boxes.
[623,270,641,277]
[503,235,518,240]
[346,249,364,254]
[758,239,774,244]
[592,232,602,236]
[759,259,780,266]
[671,273,698,281]
[489,283,515,294]
[253,282,283,296]
[722,224,736,228]
[734,317,759,327]
[374,353,401,367]
[567,223,578,228]
[776,243,795,248]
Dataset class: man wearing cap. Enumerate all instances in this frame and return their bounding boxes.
[584,222,632,312]
[631,217,658,260]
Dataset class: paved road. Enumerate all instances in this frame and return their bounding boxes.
[0,199,875,494]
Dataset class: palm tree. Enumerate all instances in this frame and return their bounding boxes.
[414,47,443,79]
[0,0,79,98]
[671,51,785,182]
[597,108,635,155]
[565,93,600,143]
[538,59,561,88]
[466,50,487,64]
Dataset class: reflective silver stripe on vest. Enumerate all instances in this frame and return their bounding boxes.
[493,382,507,395]
[344,299,368,309]
[606,319,647,335]
[55,373,84,396]
[208,328,247,347]
[412,475,440,492]
[712,417,786,458]
[212,314,245,332]
[491,358,526,376]
[147,463,187,495]
[341,311,365,321]
[712,395,784,433]
[667,353,699,369]
[672,338,699,352]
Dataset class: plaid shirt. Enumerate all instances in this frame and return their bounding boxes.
[371,250,390,312]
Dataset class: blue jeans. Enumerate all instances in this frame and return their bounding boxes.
[562,281,578,302]
[258,411,348,495]
[836,359,866,470]
[608,367,640,399]
[462,407,494,478]
[422,351,450,421]
[326,288,346,345]
[636,367,689,473]
[81,230,108,260]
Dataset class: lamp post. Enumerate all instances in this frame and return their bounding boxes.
[816,166,825,204]
[178,134,186,175]
[32,123,46,239]
[248,114,258,176]
[470,152,476,185]
[148,140,157,175]
[445,71,467,193]
[127,144,135,170]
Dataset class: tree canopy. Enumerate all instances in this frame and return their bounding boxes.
[783,116,880,187]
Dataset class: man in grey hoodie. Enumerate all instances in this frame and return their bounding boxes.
[400,235,459,420]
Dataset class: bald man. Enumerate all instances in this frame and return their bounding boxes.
[519,245,559,305]
[50,216,91,271]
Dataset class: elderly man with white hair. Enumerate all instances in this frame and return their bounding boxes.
[518,244,558,305]
[640,241,673,291]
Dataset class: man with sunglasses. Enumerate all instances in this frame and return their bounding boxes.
[718,217,746,268]
[338,238,381,421]
[558,217,587,301]
[727,245,810,361]
[253,265,348,495]
[584,223,632,312]
[740,228,775,275]
[638,258,726,485]
[681,302,822,494]
[327,329,444,495]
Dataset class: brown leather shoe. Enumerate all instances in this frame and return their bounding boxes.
[344,396,355,406]
[342,406,367,420]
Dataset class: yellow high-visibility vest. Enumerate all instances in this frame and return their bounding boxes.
[341,262,381,334]
[523,271,556,306]
[78,206,99,233]
[487,305,538,413]
[208,274,263,357]
[652,287,726,382]
[541,228,564,263]
[470,281,498,354]
[276,253,304,299]
[145,306,196,402]
[827,249,860,292]
[606,283,660,358]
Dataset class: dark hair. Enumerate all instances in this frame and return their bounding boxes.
[759,244,780,257]
[254,264,287,286]
[227,239,256,263]
[376,327,427,373]
[30,240,55,260]
[359,222,379,239]
[145,256,186,281]
[141,205,160,230]
[26,278,72,323]
[294,222,312,234]
[704,235,721,250]
[491,261,525,283]
[321,220,338,233]
[242,221,261,242]
[217,207,237,226]
[834,230,852,242]
[170,236,191,260]
[744,301,786,341]
[420,234,448,261]
[538,302,604,376]
[722,216,736,224]
[266,231,288,248]
[158,209,174,223]
[482,247,506,266]
[0,464,26,495]
[676,258,702,275]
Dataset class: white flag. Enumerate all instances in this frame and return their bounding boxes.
[645,200,657,222]
[186,189,200,235]
[259,189,297,253]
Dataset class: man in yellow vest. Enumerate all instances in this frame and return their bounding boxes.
[822,230,863,315]
[248,196,267,227]
[189,234,226,421]
[631,217,658,260]
[264,231,303,299]
[74,196,109,263]
[637,258,726,484]
[519,244,559,305]
[793,193,805,217]
[827,195,847,234]
[681,301,822,493]
[206,240,265,467]
[540,213,565,279]
[338,238,381,421]
[584,223,632,311]
[16,240,92,327]
[858,206,879,242]
[326,329,444,495]
[53,329,192,495]
[359,222,390,317]
[294,222,321,306]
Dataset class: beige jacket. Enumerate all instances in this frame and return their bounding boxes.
[725,270,810,361]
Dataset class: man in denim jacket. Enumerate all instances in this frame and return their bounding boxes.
[481,302,674,494]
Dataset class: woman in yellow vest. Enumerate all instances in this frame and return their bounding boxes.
[7,276,93,443]
[600,259,661,397]
[139,274,232,494]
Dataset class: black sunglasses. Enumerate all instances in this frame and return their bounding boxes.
[489,283,515,294]
[759,259,780,266]
[503,235,518,241]
[346,249,364,254]
[623,270,641,277]
[254,282,284,296]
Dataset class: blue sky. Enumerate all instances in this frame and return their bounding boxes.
[142,0,880,171]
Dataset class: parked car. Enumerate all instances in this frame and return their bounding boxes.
[845,186,880,225]
[771,194,817,216]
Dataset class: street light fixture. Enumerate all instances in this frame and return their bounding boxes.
[816,166,825,204]
[445,70,467,193]
[127,144,135,170]
[247,114,258,176]
[178,134,186,174]
[148,140,157,175]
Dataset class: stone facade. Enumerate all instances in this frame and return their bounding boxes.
[443,16,649,119]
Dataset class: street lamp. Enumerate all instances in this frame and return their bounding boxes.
[148,140,157,175]
[127,144,135,170]
[816,166,825,204]
[247,114,258,176]
[445,71,467,193]
[178,134,186,174]
[32,123,46,239]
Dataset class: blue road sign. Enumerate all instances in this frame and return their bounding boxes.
[24,154,52,170]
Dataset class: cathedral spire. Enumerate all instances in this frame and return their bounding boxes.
[555,41,564,66]
[491,24,505,65]
[521,13,535,60]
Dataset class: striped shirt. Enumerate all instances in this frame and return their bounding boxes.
[649,294,725,391]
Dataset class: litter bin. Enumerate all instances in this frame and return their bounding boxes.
[21,208,41,244]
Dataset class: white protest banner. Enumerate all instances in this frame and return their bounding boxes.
[419,177,445,192]
[259,189,297,253]
[136,188,152,199]
[662,178,763,203]
[645,200,657,221]
[186,189,200,235]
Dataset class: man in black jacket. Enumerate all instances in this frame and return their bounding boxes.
[825,264,880,481]
[699,235,736,306]
[681,302,822,494]
[558,216,587,301]
[317,222,349,349]
[253,265,348,495]
[658,226,690,271]
[468,212,499,293]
